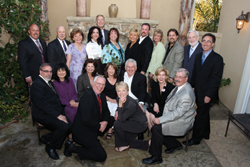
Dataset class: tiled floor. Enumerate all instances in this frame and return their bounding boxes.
[0,102,248,167]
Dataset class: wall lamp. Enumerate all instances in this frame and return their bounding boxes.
[236,11,250,33]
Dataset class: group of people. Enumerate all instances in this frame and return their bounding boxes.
[17,14,224,165]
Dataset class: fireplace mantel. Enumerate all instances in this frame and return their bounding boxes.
[67,16,159,48]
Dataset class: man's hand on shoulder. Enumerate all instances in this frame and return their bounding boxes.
[57,115,68,124]
[25,77,33,83]
[204,96,211,104]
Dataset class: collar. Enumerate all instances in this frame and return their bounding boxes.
[191,41,199,50]
[39,75,49,85]
[57,37,65,42]
[203,49,213,58]
[176,83,186,93]
[124,71,135,79]
[29,36,39,43]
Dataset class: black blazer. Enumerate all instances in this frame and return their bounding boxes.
[103,29,109,45]
[119,71,147,102]
[135,36,153,73]
[47,38,71,69]
[72,88,110,140]
[183,42,203,83]
[18,37,47,80]
[125,41,139,61]
[191,50,224,105]
[31,76,64,120]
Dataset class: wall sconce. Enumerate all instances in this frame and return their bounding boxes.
[236,11,250,33]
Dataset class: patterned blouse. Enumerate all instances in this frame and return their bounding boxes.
[102,42,125,65]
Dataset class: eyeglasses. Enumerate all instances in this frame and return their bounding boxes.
[201,40,212,44]
[41,70,52,73]
[174,75,186,79]
[95,82,105,87]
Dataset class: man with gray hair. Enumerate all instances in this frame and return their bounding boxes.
[47,26,71,69]
[96,14,109,45]
[142,68,195,165]
[183,30,203,83]
[64,76,114,162]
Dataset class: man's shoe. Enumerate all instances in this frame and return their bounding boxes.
[45,145,59,160]
[164,142,183,154]
[142,156,163,165]
[64,140,74,157]
[138,133,144,140]
[182,139,200,146]
[40,135,49,145]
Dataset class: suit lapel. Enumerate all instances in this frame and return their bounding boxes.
[56,39,66,57]
[202,50,214,67]
[28,37,41,54]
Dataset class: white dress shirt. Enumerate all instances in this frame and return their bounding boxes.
[86,39,102,59]
[123,72,138,100]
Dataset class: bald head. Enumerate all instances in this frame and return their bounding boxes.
[56,26,66,41]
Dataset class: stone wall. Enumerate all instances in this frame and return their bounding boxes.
[67,16,159,49]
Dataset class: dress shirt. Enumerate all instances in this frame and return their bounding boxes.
[202,49,213,63]
[139,35,147,44]
[176,83,186,93]
[86,39,102,59]
[123,72,138,100]
[189,42,199,58]
[57,38,68,53]
[101,29,105,44]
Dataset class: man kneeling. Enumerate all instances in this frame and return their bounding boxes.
[142,68,195,165]
[64,76,114,162]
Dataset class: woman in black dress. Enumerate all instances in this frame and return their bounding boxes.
[103,62,119,139]
[146,67,175,129]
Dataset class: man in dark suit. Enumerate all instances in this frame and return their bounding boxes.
[64,76,114,162]
[142,68,196,165]
[120,58,148,140]
[31,63,72,160]
[47,26,71,70]
[183,30,203,83]
[183,33,224,146]
[162,28,184,83]
[96,14,109,46]
[18,23,47,84]
[136,23,153,74]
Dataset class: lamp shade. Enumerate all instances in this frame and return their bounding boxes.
[236,11,246,33]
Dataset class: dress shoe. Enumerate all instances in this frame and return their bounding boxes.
[45,145,59,160]
[138,133,144,140]
[40,135,49,145]
[182,139,200,146]
[64,140,75,157]
[142,156,163,165]
[164,142,183,154]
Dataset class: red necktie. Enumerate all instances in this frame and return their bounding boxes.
[97,94,102,115]
[36,40,45,63]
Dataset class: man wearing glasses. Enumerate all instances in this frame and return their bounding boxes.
[183,33,224,146]
[64,76,114,162]
[31,63,72,160]
[142,68,195,165]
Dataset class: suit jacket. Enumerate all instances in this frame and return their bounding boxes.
[31,76,64,120]
[103,29,109,45]
[125,41,139,61]
[135,36,153,73]
[72,88,110,141]
[191,50,224,106]
[183,42,203,83]
[117,95,147,124]
[77,73,97,99]
[18,37,47,80]
[162,41,184,78]
[159,82,195,136]
[47,38,71,69]
[120,71,147,103]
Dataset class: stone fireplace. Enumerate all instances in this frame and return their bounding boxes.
[67,16,159,49]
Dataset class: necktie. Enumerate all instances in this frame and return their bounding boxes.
[62,41,67,52]
[165,87,178,103]
[189,47,193,58]
[202,53,206,65]
[97,94,102,115]
[48,81,57,94]
[36,40,45,63]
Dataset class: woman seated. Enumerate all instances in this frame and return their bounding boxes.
[146,67,175,129]
[53,63,78,123]
[86,26,103,74]
[114,82,149,152]
[102,28,125,73]
[77,59,97,99]
[103,62,119,139]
